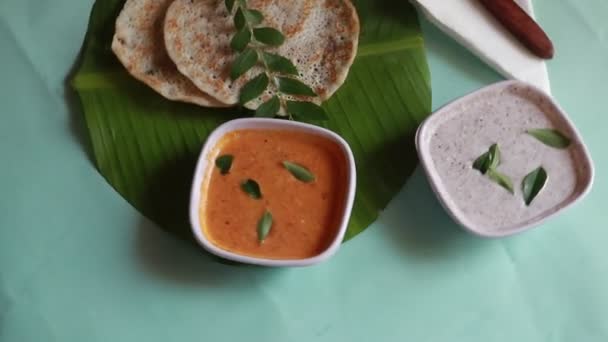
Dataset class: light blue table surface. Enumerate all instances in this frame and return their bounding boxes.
[1,0,607,341]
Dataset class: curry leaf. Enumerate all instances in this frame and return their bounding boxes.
[215,155,234,175]
[257,210,273,242]
[230,27,251,52]
[473,143,500,174]
[283,161,315,183]
[255,95,280,117]
[230,48,258,80]
[244,9,264,25]
[472,152,490,173]
[241,179,262,199]
[225,0,235,12]
[487,169,514,194]
[527,129,571,149]
[239,72,269,105]
[262,52,298,75]
[286,101,328,121]
[234,7,246,30]
[522,166,548,206]
[253,27,285,46]
[277,77,317,97]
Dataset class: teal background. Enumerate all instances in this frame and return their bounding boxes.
[1,0,606,340]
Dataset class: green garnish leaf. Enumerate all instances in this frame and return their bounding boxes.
[286,101,328,121]
[487,169,514,194]
[527,129,571,149]
[241,179,262,199]
[257,210,273,242]
[234,7,246,30]
[255,95,280,117]
[472,152,490,173]
[262,52,298,75]
[244,9,264,25]
[253,27,285,46]
[215,155,234,175]
[230,27,251,52]
[239,72,269,105]
[230,48,258,80]
[473,143,500,174]
[522,166,548,206]
[225,0,235,12]
[488,144,501,170]
[283,161,315,183]
[277,77,317,97]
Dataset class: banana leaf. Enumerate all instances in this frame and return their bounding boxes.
[71,0,431,243]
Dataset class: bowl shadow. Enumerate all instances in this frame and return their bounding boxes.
[134,217,282,288]
[376,166,479,259]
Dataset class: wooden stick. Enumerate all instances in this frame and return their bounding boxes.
[479,0,554,59]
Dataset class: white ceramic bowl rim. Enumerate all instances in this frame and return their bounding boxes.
[189,118,357,266]
[415,80,595,238]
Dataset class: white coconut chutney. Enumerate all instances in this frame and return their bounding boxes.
[417,81,593,236]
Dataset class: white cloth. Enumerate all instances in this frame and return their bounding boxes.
[412,0,551,94]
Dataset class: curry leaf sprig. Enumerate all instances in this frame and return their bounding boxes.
[225,0,328,121]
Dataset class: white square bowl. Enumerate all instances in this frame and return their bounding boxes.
[189,118,357,266]
[416,80,594,237]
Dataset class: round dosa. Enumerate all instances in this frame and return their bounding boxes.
[112,0,228,107]
[164,0,359,110]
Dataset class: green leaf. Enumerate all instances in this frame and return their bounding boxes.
[487,169,514,194]
[277,77,317,97]
[262,52,298,75]
[527,128,571,149]
[473,152,490,174]
[253,27,285,46]
[72,0,431,246]
[225,0,235,12]
[255,95,280,117]
[283,161,315,183]
[473,143,500,174]
[234,7,246,30]
[230,48,258,80]
[244,9,264,25]
[230,28,251,52]
[241,179,262,199]
[215,155,234,174]
[522,166,548,206]
[239,73,269,105]
[285,101,328,121]
[257,210,273,242]
[488,144,501,170]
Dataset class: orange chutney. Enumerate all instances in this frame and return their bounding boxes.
[200,129,348,259]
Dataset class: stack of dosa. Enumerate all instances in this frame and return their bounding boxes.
[112,0,359,111]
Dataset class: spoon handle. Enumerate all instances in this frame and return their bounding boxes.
[479,0,554,59]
